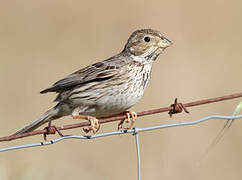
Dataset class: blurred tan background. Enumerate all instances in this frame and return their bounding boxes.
[0,0,242,179]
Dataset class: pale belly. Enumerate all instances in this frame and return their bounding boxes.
[70,82,145,117]
[93,90,144,117]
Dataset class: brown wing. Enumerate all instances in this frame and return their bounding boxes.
[40,55,127,94]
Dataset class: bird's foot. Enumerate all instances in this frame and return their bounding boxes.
[83,116,100,134]
[118,111,137,130]
[73,114,100,134]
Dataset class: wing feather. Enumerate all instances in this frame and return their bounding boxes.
[40,55,127,94]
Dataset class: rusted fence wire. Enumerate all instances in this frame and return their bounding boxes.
[1,92,242,180]
[1,115,242,180]
[1,92,242,142]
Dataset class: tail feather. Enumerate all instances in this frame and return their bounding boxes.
[12,107,59,136]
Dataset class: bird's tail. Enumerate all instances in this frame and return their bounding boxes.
[12,106,60,136]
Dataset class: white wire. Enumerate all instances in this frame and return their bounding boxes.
[1,114,241,152]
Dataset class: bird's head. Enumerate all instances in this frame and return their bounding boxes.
[123,29,172,62]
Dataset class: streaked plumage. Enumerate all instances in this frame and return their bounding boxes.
[13,29,172,135]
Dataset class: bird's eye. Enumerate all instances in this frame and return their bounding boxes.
[144,36,150,42]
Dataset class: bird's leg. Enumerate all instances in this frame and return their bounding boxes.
[72,114,100,134]
[118,119,125,130]
[127,111,137,129]
[118,111,137,130]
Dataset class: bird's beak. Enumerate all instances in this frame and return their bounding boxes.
[158,37,172,49]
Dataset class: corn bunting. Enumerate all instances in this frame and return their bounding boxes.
[13,29,172,135]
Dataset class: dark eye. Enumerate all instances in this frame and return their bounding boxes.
[144,36,150,42]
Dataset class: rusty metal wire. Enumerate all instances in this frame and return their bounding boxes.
[1,92,242,142]
[1,114,242,153]
[1,92,242,180]
[1,115,242,180]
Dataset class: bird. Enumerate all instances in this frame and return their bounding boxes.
[12,29,172,135]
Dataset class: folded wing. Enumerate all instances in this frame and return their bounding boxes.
[40,59,124,94]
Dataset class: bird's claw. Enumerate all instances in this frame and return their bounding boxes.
[73,113,100,134]
[83,116,100,134]
[118,111,137,130]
